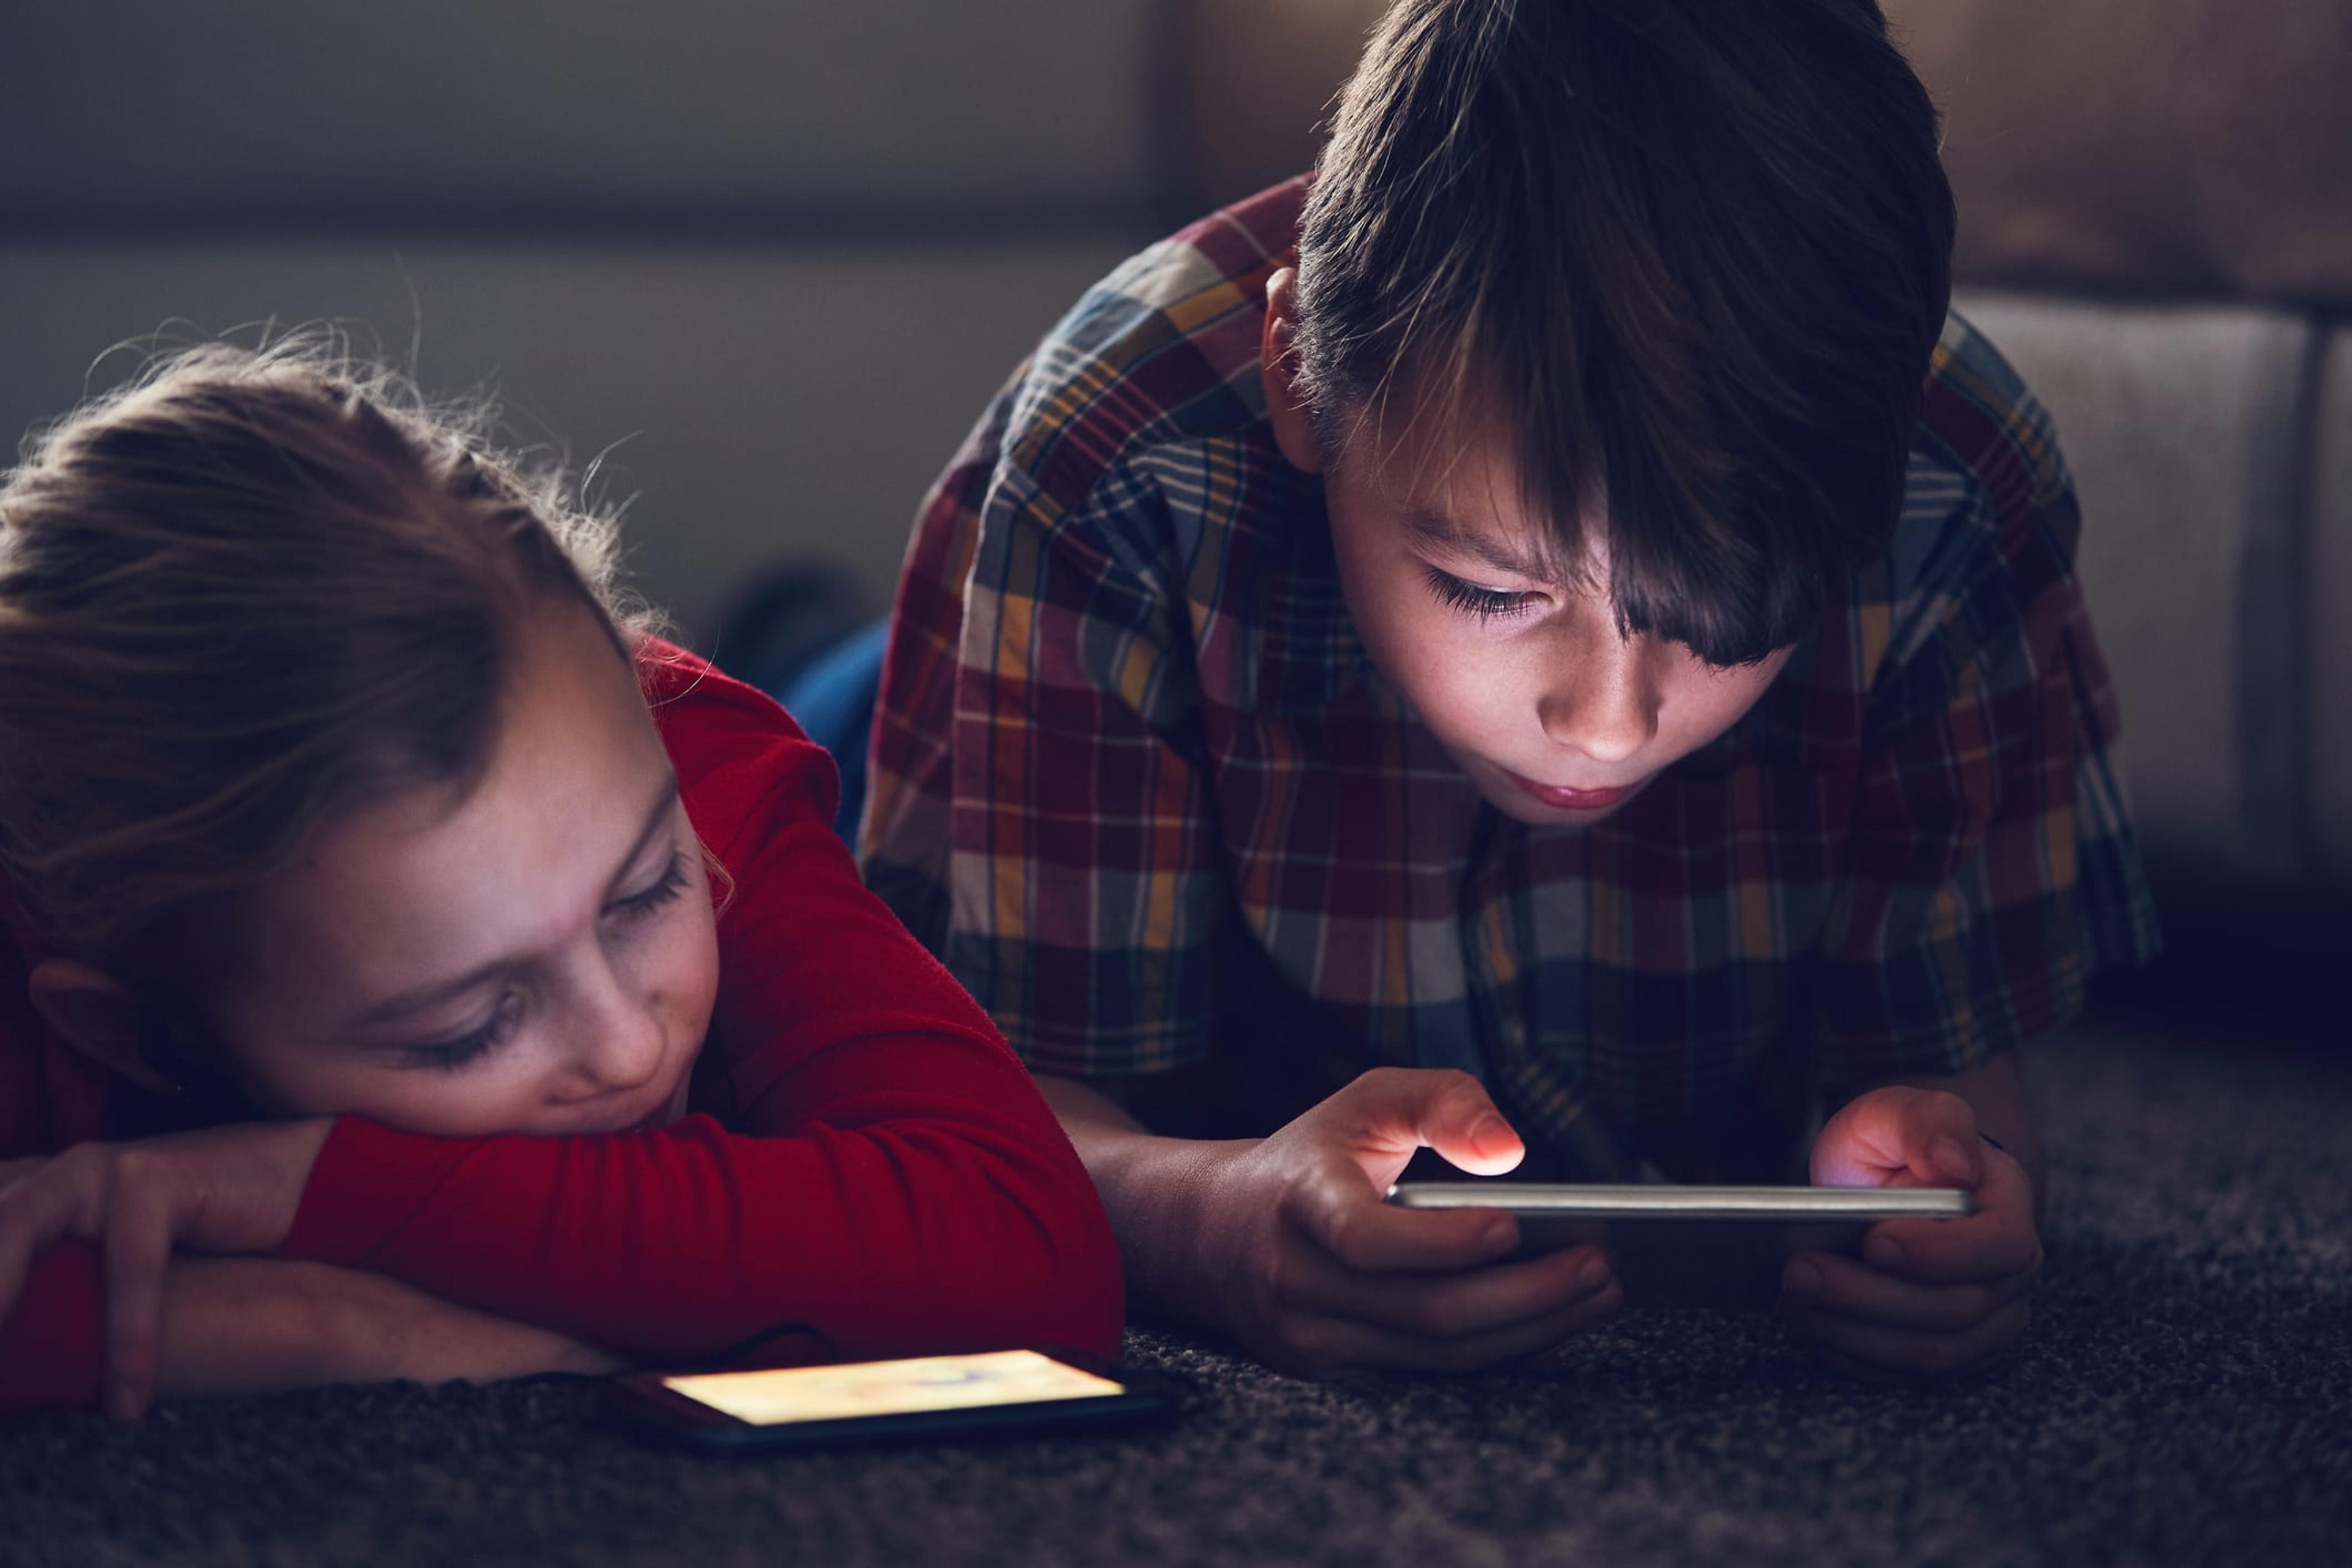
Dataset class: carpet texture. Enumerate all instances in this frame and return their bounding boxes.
[4,1017,2348,1567]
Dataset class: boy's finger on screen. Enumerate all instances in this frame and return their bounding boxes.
[1887,1091,1983,1184]
[1335,1068,1524,1175]
[1814,1087,1981,1188]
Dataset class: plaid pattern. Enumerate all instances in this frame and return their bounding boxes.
[862,178,2160,1179]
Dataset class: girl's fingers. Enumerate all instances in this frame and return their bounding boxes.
[0,1210,36,1330]
[1787,1293,2032,1380]
[1280,1236,1612,1341]
[102,1177,176,1421]
[1277,1278,1624,1376]
[0,1163,88,1329]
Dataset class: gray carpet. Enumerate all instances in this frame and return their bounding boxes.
[5,1009,2348,1568]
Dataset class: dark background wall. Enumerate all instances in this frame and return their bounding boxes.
[0,1,1175,643]
[4,0,2348,933]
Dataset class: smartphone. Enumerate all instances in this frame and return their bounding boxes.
[1388,1182,1975,1310]
[603,1348,1172,1453]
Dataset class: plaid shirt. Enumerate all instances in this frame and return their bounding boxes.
[863,178,2160,1180]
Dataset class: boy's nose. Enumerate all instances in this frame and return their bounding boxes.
[1536,644,1659,764]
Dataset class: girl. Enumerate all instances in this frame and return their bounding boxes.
[0,341,1122,1417]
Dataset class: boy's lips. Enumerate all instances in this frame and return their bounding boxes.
[1502,769,1642,812]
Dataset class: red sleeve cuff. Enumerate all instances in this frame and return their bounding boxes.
[1,1240,102,1412]
[277,1115,472,1267]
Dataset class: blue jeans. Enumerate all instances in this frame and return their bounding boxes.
[775,618,890,843]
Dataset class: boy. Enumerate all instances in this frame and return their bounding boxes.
[863,0,2157,1381]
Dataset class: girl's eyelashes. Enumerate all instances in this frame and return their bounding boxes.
[403,990,525,1073]
[608,850,690,924]
[1423,564,1540,622]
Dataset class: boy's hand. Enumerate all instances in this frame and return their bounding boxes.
[1188,1068,1621,1376]
[0,1120,333,1420]
[1781,1085,2041,1382]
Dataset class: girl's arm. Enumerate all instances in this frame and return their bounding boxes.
[154,1256,622,1401]
[2,1242,613,1414]
[272,665,1122,1367]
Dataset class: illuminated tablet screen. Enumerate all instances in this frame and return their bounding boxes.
[663,1349,1126,1426]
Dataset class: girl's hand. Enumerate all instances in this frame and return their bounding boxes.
[1779,1085,2042,1382]
[1186,1068,1622,1376]
[0,1120,333,1419]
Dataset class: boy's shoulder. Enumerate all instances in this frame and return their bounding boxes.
[1863,309,2086,688]
[1907,309,2079,568]
[998,179,1309,516]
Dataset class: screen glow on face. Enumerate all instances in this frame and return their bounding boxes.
[662,1350,1125,1426]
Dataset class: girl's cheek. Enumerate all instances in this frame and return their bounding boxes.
[639,890,722,1046]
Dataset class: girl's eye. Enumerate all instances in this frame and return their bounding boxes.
[608,851,690,924]
[1425,565,1539,621]
[404,991,525,1073]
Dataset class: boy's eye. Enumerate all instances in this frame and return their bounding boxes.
[1424,565,1539,621]
[608,851,690,924]
[403,990,525,1073]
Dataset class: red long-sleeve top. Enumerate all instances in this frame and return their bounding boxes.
[1,642,1121,1412]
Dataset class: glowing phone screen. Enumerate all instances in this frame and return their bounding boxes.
[662,1349,1126,1427]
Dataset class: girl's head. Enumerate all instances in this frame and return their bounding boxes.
[0,342,719,1135]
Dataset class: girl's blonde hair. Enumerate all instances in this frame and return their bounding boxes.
[0,336,657,1008]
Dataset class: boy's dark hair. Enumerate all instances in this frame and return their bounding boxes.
[1294,0,1956,666]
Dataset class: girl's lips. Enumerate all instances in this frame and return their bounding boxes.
[1503,769,1641,812]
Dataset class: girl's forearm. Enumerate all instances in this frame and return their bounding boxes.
[155,1256,620,1404]
[282,1066,1126,1365]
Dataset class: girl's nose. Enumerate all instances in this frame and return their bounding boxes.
[558,962,668,1099]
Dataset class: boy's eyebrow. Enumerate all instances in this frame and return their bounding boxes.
[1403,507,1562,582]
[352,767,682,1028]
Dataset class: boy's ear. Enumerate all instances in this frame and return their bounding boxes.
[26,957,182,1094]
[1260,267,1326,476]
